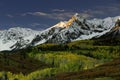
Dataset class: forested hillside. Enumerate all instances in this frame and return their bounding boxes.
[0,40,120,80]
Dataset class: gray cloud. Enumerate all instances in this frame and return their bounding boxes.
[6,14,14,18]
[30,23,48,27]
[52,9,65,12]
[21,11,74,20]
[97,6,120,13]
[28,23,49,30]
[21,12,47,16]
[21,11,91,20]
[7,4,120,21]
[84,4,120,18]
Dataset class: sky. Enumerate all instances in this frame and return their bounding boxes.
[0,0,120,30]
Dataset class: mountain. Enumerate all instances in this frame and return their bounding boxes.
[0,27,39,51]
[0,13,120,51]
[32,13,119,45]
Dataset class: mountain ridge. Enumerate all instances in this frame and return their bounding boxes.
[0,14,120,51]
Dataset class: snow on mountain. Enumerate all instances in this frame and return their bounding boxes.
[32,14,120,45]
[0,13,120,51]
[97,18,120,40]
[0,27,39,51]
[52,21,68,28]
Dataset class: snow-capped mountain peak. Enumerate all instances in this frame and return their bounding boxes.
[0,13,120,51]
[52,21,68,28]
[51,13,85,29]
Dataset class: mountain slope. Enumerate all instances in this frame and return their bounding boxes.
[0,14,120,51]
[93,19,120,45]
[99,26,120,39]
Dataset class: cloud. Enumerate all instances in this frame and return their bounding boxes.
[21,11,73,20]
[30,23,48,27]
[6,14,14,18]
[19,4,120,20]
[79,13,92,18]
[52,9,65,12]
[48,12,75,20]
[29,12,47,16]
[84,4,120,18]
[97,6,120,13]
[21,12,47,16]
[28,23,49,30]
[21,11,91,20]
[84,10,105,15]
